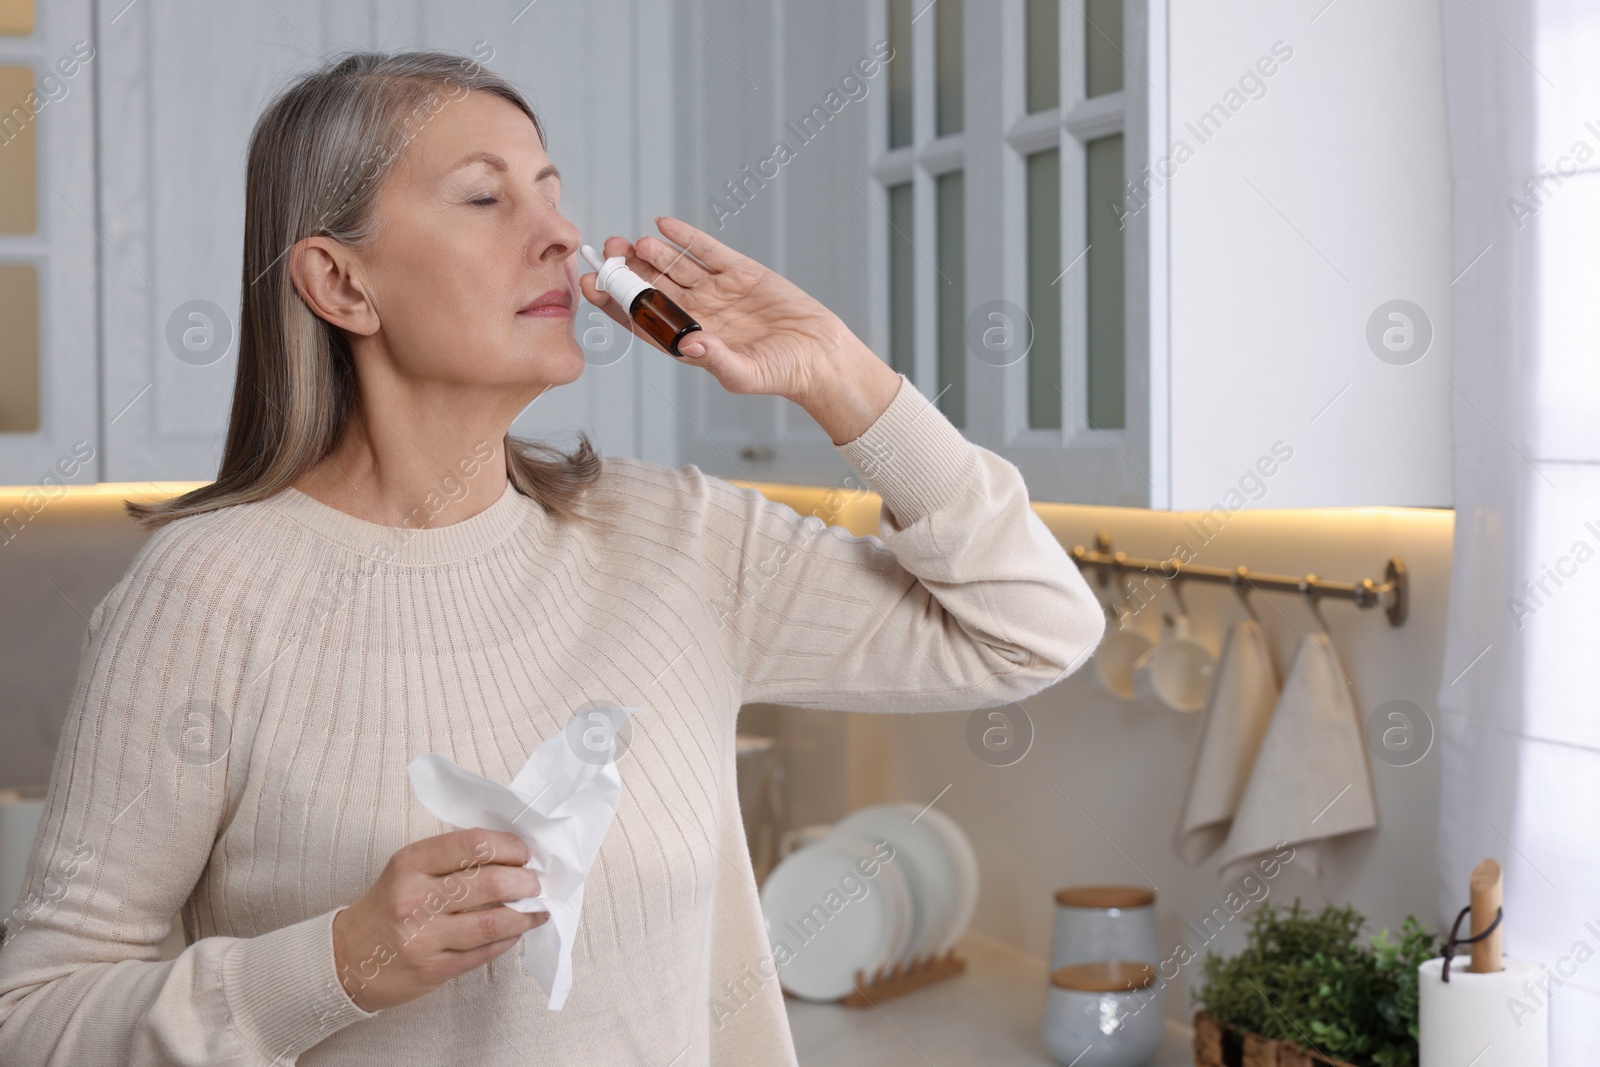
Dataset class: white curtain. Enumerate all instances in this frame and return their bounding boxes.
[1436,1,1600,1062]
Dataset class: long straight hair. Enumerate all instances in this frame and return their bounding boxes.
[128,50,615,532]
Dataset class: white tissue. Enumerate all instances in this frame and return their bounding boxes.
[407,705,639,1010]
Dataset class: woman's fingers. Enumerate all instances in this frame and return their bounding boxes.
[452,933,523,970]
[599,235,664,288]
[605,235,678,294]
[397,827,542,914]
[633,234,711,291]
[408,829,527,879]
[655,215,743,273]
[596,235,677,301]
[578,271,626,322]
[677,330,759,394]
[443,857,542,913]
[601,235,635,262]
[436,904,549,952]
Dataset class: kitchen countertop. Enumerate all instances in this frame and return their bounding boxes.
[785,930,1194,1066]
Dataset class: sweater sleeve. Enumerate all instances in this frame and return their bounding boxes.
[0,559,376,1066]
[700,372,1106,711]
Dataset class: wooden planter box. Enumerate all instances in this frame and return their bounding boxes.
[1192,1011,1362,1067]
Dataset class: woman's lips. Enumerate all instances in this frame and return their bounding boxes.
[518,288,573,317]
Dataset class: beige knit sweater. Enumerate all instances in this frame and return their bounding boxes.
[0,373,1104,1066]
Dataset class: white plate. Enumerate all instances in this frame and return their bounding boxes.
[832,828,917,971]
[835,805,963,964]
[760,832,911,1001]
[897,803,979,954]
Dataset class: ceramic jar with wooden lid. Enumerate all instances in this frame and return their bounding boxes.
[1049,885,1161,971]
[1042,960,1165,1066]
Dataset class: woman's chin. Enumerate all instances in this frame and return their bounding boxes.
[555,338,587,381]
[502,335,586,382]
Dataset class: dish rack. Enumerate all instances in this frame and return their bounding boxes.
[840,946,967,1007]
[777,947,969,1007]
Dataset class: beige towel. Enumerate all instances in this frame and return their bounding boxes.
[1174,620,1279,864]
[1217,632,1377,878]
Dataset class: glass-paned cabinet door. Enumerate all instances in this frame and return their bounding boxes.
[1010,0,1144,508]
[1017,0,1127,438]
[0,0,99,490]
[877,0,966,429]
[872,0,1146,504]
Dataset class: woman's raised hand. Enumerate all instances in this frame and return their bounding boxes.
[577,216,871,411]
[331,828,548,1013]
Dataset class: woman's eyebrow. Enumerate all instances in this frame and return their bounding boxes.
[447,151,561,184]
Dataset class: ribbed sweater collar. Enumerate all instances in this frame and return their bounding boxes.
[264,480,533,566]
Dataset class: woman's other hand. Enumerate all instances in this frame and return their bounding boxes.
[331,828,548,1012]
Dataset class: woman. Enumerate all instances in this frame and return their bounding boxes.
[0,50,1103,1066]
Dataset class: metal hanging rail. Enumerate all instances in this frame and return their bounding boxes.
[1069,531,1408,627]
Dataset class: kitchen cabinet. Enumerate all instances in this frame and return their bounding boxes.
[676,0,1452,509]
[3,0,1450,506]
[92,0,679,483]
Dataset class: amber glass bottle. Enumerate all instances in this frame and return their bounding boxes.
[581,244,704,358]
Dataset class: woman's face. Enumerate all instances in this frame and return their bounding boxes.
[348,88,584,402]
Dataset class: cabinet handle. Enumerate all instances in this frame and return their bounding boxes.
[739,444,775,462]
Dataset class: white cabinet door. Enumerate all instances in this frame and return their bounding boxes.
[96,0,671,483]
[1163,0,1452,509]
[0,0,99,489]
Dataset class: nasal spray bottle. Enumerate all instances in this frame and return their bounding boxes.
[580,244,703,358]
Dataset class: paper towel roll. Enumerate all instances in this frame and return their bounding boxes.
[1418,956,1548,1067]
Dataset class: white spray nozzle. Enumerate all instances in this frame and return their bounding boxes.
[580,241,650,311]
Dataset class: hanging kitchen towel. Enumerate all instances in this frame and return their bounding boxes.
[1174,620,1280,864]
[1216,633,1376,879]
[407,705,638,1011]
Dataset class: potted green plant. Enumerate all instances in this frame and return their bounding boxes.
[1192,900,1438,1067]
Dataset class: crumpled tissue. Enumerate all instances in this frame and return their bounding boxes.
[407,704,638,1010]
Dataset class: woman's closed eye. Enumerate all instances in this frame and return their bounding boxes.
[468,192,558,209]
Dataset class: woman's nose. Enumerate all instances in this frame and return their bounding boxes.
[533,208,581,265]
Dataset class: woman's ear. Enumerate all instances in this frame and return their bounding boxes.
[289,236,380,336]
